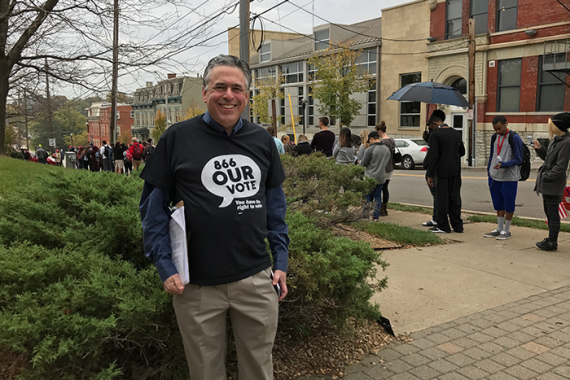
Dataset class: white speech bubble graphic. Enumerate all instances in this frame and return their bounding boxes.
[201,154,262,208]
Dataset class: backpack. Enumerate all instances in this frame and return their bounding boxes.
[106,146,113,161]
[132,143,143,160]
[146,145,155,158]
[491,131,531,181]
[393,149,403,164]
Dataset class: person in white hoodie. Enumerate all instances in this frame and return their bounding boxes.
[360,131,391,221]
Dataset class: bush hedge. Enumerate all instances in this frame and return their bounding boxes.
[0,157,387,378]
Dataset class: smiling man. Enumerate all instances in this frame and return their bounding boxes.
[139,55,289,380]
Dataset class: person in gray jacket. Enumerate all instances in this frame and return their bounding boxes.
[360,131,390,221]
[532,112,570,251]
[333,127,356,164]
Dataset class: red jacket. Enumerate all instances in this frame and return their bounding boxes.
[129,142,143,160]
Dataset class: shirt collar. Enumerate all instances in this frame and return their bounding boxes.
[203,111,243,136]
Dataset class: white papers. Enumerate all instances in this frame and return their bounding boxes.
[169,203,189,285]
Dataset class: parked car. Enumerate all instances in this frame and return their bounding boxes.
[394,138,428,170]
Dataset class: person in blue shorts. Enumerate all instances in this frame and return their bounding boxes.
[484,115,523,240]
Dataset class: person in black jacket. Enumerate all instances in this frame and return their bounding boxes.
[293,134,312,156]
[421,110,445,228]
[426,112,466,233]
[532,113,570,251]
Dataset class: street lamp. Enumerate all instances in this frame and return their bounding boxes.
[70,133,73,148]
[299,97,308,135]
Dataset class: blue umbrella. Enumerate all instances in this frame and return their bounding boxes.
[387,81,469,108]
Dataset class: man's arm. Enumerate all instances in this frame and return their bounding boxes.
[266,185,289,300]
[139,182,183,295]
[310,134,318,150]
[426,133,440,178]
[360,146,372,168]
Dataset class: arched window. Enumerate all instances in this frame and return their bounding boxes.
[451,78,467,95]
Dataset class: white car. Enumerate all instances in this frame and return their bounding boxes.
[394,138,428,170]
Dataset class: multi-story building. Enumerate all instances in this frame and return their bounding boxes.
[87,102,133,147]
[428,0,570,165]
[247,17,382,137]
[131,74,203,141]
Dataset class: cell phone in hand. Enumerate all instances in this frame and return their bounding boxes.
[527,136,533,145]
[270,271,281,298]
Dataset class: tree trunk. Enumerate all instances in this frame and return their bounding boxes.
[0,59,9,156]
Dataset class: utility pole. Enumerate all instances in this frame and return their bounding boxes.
[109,0,119,145]
[45,58,54,140]
[23,89,29,150]
[239,0,250,120]
[271,99,277,135]
[468,18,476,167]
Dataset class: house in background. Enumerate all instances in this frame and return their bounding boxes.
[131,74,203,141]
[86,102,133,147]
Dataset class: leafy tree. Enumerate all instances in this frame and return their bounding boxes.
[4,126,18,152]
[307,44,374,127]
[29,101,87,150]
[64,130,89,148]
[117,129,132,146]
[152,109,167,142]
[106,92,133,104]
[184,100,205,120]
[252,76,284,125]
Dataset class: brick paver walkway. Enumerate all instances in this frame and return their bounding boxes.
[343,286,570,380]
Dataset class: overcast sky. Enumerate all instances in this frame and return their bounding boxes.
[61,0,413,98]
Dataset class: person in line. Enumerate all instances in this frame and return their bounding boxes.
[84,145,92,171]
[139,54,289,380]
[123,144,133,175]
[54,149,62,166]
[293,134,312,156]
[376,121,396,216]
[356,130,370,163]
[129,137,144,171]
[484,116,523,240]
[281,135,294,155]
[532,112,570,251]
[76,146,85,169]
[360,131,391,221]
[113,141,125,175]
[426,112,465,233]
[422,110,445,228]
[90,145,100,172]
[100,140,113,172]
[310,117,335,156]
[333,127,356,164]
[266,126,285,154]
[36,145,48,164]
[143,139,155,162]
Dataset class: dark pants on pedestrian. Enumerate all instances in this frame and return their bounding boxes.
[435,175,463,232]
[382,180,390,204]
[543,194,562,243]
[102,159,112,172]
[364,183,383,219]
[425,173,437,221]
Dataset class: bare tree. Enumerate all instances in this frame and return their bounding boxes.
[0,0,239,155]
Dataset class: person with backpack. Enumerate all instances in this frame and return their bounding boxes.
[113,141,125,174]
[376,121,396,216]
[532,113,570,251]
[84,145,92,171]
[100,140,113,172]
[124,143,133,175]
[129,137,144,171]
[143,139,155,162]
[484,116,524,240]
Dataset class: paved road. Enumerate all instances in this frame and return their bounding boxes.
[389,167,546,219]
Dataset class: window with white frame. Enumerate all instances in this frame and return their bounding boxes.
[367,81,376,127]
[298,87,304,126]
[260,43,271,62]
[497,58,521,112]
[280,62,304,84]
[314,29,329,51]
[280,90,286,125]
[256,67,276,81]
[497,0,517,32]
[356,49,377,76]
[400,73,421,128]
[446,0,462,39]
[537,55,565,112]
[130,110,134,118]
[308,95,314,126]
[308,64,317,81]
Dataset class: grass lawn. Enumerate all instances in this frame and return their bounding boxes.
[352,220,443,246]
[0,157,60,195]
[388,202,433,215]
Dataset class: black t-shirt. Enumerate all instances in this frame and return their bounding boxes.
[141,116,285,286]
[311,130,335,156]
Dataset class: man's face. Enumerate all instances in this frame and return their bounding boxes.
[202,66,249,129]
[493,122,508,135]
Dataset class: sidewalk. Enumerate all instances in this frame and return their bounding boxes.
[301,210,570,380]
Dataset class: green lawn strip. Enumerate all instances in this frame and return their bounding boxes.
[352,221,443,246]
[0,157,58,195]
[388,202,433,215]
[466,215,570,233]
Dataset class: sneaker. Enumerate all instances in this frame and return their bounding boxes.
[536,238,557,251]
[372,218,379,222]
[496,231,511,240]
[484,230,501,238]
[429,227,449,233]
[422,220,437,227]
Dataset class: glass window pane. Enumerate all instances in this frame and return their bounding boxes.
[447,0,462,18]
[368,50,377,62]
[299,73,303,82]
[499,60,521,85]
[368,116,376,126]
[472,0,488,14]
[401,102,421,114]
[539,84,565,112]
[368,91,376,103]
[474,14,488,34]
[315,41,328,50]
[447,19,462,38]
[499,87,520,111]
[498,0,517,9]
[315,29,329,41]
[298,87,303,96]
[369,62,377,74]
[498,8,517,31]
[261,44,270,54]
[309,116,314,125]
[368,104,375,114]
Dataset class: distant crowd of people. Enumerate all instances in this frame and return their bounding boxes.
[21,137,155,175]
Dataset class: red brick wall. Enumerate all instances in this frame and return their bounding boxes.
[431,2,446,41]
[517,0,570,29]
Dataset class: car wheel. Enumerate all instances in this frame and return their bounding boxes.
[402,155,415,170]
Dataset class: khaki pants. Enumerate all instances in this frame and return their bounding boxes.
[132,159,142,171]
[173,268,278,380]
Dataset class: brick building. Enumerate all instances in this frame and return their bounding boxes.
[427,0,570,165]
[87,102,133,147]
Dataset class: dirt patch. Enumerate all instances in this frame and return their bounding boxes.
[331,224,402,250]
[0,349,25,380]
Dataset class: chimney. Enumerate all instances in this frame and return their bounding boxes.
[146,81,153,87]
[167,73,176,79]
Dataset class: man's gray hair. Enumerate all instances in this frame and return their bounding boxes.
[203,55,252,90]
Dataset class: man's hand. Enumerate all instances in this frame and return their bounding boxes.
[427,177,434,188]
[272,269,288,301]
[163,274,185,295]
[493,162,502,170]
[532,140,541,150]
